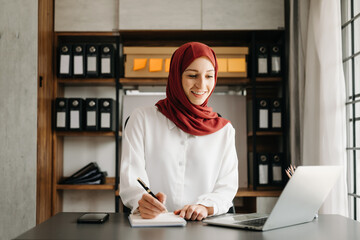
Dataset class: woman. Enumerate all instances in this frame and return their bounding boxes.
[120,42,238,221]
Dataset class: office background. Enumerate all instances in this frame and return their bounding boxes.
[0,0,353,239]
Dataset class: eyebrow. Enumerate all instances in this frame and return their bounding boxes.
[184,69,215,72]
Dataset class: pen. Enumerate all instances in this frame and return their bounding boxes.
[137,177,159,200]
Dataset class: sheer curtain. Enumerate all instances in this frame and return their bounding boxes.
[289,0,348,216]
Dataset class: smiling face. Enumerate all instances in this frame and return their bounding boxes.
[181,57,215,106]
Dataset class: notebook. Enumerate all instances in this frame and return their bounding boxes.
[128,212,187,227]
[203,166,342,231]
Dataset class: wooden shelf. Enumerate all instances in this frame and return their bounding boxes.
[56,177,115,190]
[120,77,250,86]
[247,131,283,137]
[58,78,116,86]
[56,131,116,137]
[236,187,282,197]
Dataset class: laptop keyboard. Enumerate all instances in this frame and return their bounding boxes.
[237,217,268,227]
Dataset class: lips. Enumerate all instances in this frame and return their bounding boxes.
[191,90,207,97]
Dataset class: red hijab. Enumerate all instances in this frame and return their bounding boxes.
[156,42,229,136]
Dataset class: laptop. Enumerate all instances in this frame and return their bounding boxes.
[203,166,342,231]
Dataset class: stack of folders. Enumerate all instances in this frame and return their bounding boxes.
[58,43,115,78]
[256,43,282,77]
[247,98,284,132]
[60,162,107,185]
[249,152,284,186]
[54,98,115,131]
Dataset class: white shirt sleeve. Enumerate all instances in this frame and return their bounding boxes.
[119,108,149,212]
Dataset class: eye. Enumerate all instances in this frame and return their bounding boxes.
[207,75,214,79]
[188,74,197,78]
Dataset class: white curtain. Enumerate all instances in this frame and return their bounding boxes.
[289,0,348,216]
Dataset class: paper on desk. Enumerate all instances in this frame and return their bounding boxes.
[128,212,186,227]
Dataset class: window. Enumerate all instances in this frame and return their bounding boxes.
[342,0,360,221]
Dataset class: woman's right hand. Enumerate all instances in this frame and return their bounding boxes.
[138,192,167,219]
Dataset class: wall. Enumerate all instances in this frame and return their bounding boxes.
[0,0,38,239]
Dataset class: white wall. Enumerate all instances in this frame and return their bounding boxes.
[0,0,38,239]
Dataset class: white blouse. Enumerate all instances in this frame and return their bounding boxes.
[120,106,238,215]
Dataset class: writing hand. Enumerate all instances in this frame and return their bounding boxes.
[138,192,167,219]
[174,204,213,221]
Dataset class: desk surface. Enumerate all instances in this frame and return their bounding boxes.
[15,213,360,240]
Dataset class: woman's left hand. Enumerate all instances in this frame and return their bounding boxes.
[174,204,213,221]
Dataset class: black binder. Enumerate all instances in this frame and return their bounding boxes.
[257,153,270,185]
[85,98,99,131]
[68,98,85,131]
[256,44,268,76]
[270,98,283,130]
[99,98,115,131]
[256,98,270,131]
[271,153,283,185]
[60,162,107,185]
[100,44,115,78]
[86,44,99,77]
[58,44,72,78]
[72,44,86,78]
[270,44,282,76]
[55,98,69,131]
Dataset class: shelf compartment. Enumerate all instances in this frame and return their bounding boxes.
[56,177,115,190]
[55,131,116,137]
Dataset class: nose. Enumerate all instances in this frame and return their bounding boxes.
[195,75,206,89]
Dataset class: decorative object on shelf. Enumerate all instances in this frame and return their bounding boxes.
[60,162,107,185]
[124,46,249,78]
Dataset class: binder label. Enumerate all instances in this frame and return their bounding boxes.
[272,112,282,128]
[101,113,111,128]
[259,109,269,128]
[87,56,97,72]
[74,56,84,75]
[87,111,96,126]
[272,165,282,181]
[259,164,268,184]
[56,112,66,128]
[60,55,70,74]
[101,58,111,74]
[70,110,80,129]
[258,58,268,74]
[271,56,281,73]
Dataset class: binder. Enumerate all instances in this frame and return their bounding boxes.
[270,98,283,130]
[60,162,107,185]
[100,44,115,78]
[270,44,281,76]
[60,162,99,184]
[85,98,99,131]
[256,98,269,131]
[86,44,99,77]
[257,153,269,185]
[99,98,115,131]
[68,98,85,131]
[55,98,69,131]
[271,153,283,185]
[72,44,86,77]
[58,44,72,78]
[256,44,268,76]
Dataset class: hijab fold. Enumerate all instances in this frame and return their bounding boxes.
[156,42,229,136]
